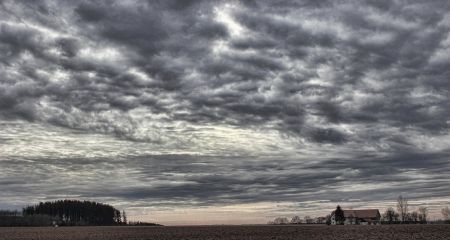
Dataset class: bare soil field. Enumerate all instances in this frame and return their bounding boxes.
[1,225,450,240]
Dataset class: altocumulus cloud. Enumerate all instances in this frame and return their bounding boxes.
[1,0,450,224]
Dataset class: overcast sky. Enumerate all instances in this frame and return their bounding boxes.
[1,0,450,225]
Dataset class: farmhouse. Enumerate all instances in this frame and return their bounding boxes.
[331,209,381,225]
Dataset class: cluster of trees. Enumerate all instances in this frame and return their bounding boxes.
[0,209,61,227]
[268,215,326,225]
[0,199,165,227]
[0,210,20,217]
[22,200,124,226]
[0,200,131,227]
[268,196,450,226]
[0,214,59,227]
[381,195,428,224]
[127,221,162,226]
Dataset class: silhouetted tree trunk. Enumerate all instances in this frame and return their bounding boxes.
[122,210,127,225]
[396,195,408,223]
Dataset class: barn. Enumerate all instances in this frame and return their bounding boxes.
[331,209,381,225]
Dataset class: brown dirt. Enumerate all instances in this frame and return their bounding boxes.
[1,225,450,240]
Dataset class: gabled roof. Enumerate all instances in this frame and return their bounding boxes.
[344,209,380,218]
[332,209,380,219]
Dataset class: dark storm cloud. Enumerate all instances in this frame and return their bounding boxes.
[75,2,108,22]
[1,0,450,215]
[2,0,449,140]
[305,127,348,144]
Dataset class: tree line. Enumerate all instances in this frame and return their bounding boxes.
[381,195,449,224]
[268,215,327,225]
[268,195,450,225]
[0,200,127,227]
[381,195,428,224]
[0,210,20,217]
[22,200,123,225]
[389,195,450,224]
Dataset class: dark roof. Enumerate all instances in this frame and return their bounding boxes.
[344,209,380,218]
[332,209,380,219]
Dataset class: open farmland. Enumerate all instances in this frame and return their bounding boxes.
[1,225,450,240]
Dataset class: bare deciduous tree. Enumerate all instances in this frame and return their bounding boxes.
[325,214,332,225]
[290,215,301,224]
[411,211,419,222]
[442,207,450,221]
[382,207,398,223]
[272,217,289,225]
[304,215,313,224]
[418,207,428,223]
[315,217,326,224]
[396,195,408,222]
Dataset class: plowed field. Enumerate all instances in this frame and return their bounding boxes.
[1,225,450,240]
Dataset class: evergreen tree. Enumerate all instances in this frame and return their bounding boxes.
[334,205,345,225]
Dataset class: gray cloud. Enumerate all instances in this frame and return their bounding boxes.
[2,150,449,207]
[2,0,449,139]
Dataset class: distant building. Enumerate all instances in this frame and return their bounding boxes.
[331,209,381,225]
